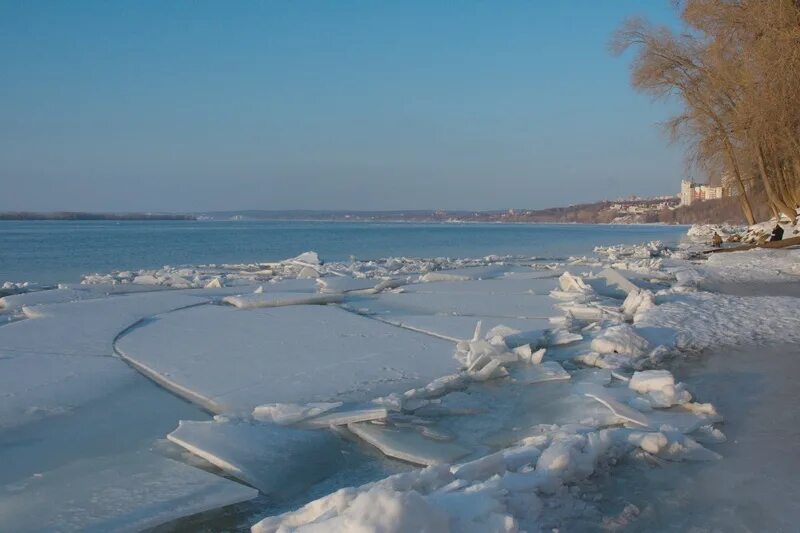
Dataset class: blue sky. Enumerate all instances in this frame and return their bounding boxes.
[0,1,685,212]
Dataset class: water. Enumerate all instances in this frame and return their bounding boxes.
[0,221,687,285]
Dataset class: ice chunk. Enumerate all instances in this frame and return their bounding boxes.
[558,272,593,293]
[514,361,571,384]
[591,268,640,298]
[590,324,649,357]
[547,328,583,346]
[297,266,320,279]
[167,419,341,496]
[0,450,257,532]
[622,289,655,321]
[629,370,674,394]
[252,402,343,424]
[117,305,457,413]
[287,251,321,266]
[222,292,342,308]
[584,389,650,428]
[300,407,389,429]
[348,422,471,466]
[419,265,509,282]
[316,276,381,294]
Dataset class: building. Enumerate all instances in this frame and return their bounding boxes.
[680,180,725,206]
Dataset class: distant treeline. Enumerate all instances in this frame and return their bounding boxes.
[0,212,196,221]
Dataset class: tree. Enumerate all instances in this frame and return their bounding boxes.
[612,0,800,224]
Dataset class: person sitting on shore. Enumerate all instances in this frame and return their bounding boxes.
[711,232,722,247]
[770,224,784,242]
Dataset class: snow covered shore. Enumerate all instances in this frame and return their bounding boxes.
[1,231,799,531]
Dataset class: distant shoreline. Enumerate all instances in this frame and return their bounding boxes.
[0,196,747,225]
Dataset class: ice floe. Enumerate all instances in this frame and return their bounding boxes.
[116,304,458,413]
[167,418,341,496]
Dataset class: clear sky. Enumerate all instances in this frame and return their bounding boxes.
[0,1,685,212]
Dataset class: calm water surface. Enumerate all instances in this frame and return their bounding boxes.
[0,221,687,285]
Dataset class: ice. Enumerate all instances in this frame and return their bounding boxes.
[348,422,472,466]
[252,402,343,424]
[628,370,674,394]
[513,361,571,384]
[583,388,650,428]
[547,328,583,346]
[316,276,386,294]
[557,272,594,294]
[0,291,205,359]
[300,407,389,429]
[288,251,322,266]
[341,277,556,342]
[167,418,342,496]
[419,265,509,282]
[0,292,208,428]
[0,288,90,311]
[116,304,457,413]
[621,288,655,320]
[222,292,343,308]
[590,324,650,358]
[0,353,136,429]
[351,283,558,320]
[589,268,640,298]
[373,313,548,345]
[0,450,257,532]
[557,302,623,321]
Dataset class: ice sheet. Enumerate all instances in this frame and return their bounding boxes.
[116,304,458,413]
[0,353,136,429]
[0,291,205,358]
[167,419,341,496]
[348,422,472,466]
[0,450,257,532]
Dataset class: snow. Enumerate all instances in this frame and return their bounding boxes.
[167,418,342,496]
[636,291,800,351]
[116,304,458,413]
[0,450,257,533]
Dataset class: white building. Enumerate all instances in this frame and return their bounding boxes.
[680,180,725,206]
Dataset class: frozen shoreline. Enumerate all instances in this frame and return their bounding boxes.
[1,229,799,531]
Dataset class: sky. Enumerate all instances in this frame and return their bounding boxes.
[0,1,687,212]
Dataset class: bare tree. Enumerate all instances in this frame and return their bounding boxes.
[612,0,800,224]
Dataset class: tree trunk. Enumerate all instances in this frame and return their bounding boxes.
[755,142,797,222]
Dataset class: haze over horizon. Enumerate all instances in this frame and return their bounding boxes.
[1,1,686,213]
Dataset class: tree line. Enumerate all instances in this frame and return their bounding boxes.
[613,0,800,224]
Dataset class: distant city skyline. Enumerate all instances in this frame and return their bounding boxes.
[1,1,685,212]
